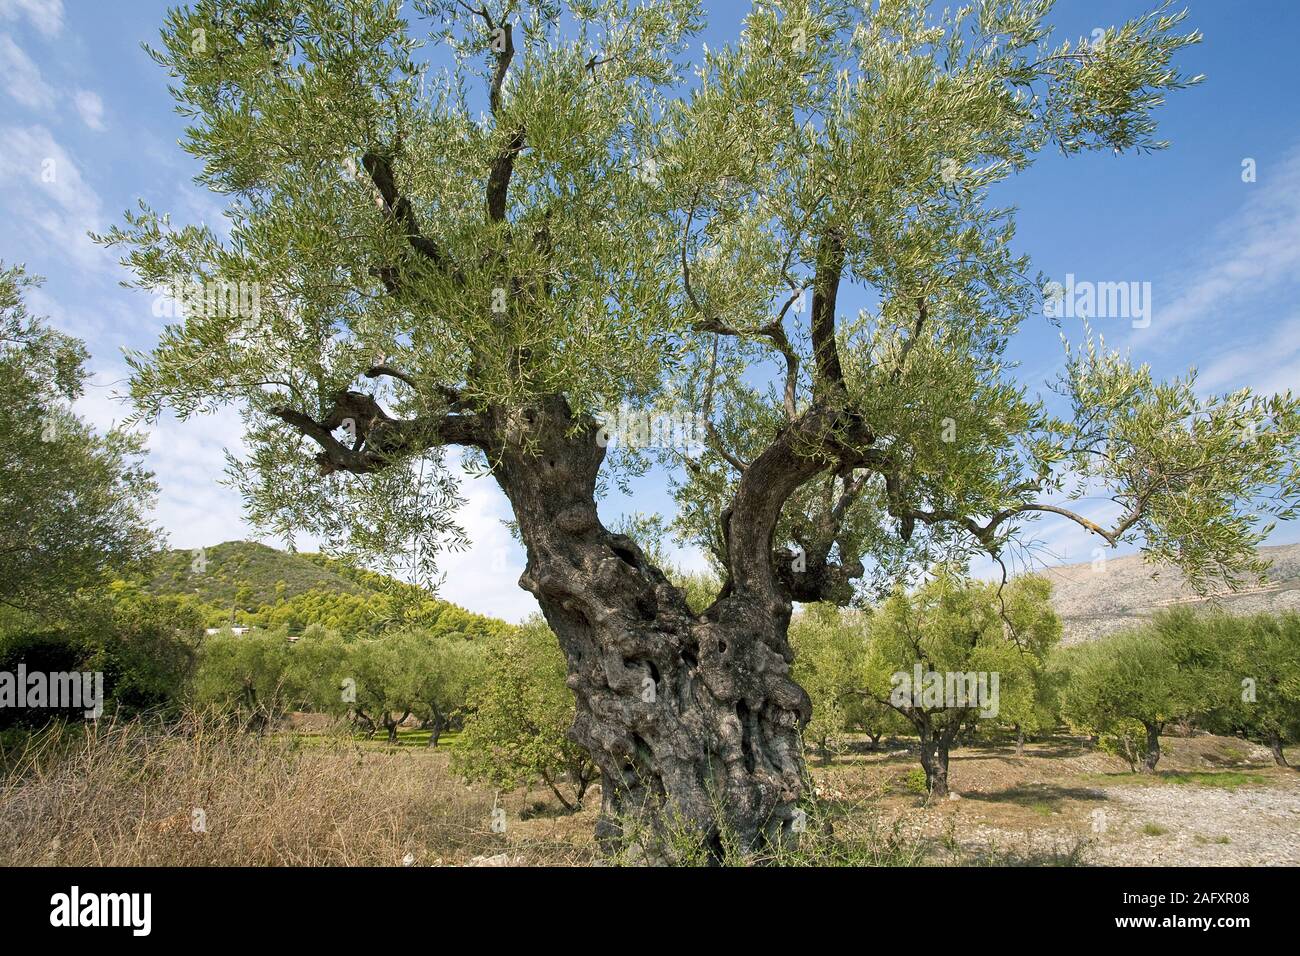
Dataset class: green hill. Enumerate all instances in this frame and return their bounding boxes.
[145,541,369,607]
[123,541,511,639]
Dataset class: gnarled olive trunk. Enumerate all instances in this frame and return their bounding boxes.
[1140,721,1162,773]
[917,724,953,798]
[382,709,409,744]
[1267,732,1288,768]
[487,398,811,860]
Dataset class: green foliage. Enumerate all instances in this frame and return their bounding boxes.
[406,631,490,739]
[861,569,1060,791]
[192,628,296,727]
[1210,612,1300,758]
[0,263,160,617]
[1055,608,1231,770]
[0,630,87,730]
[0,590,202,728]
[667,567,722,615]
[75,594,205,718]
[863,570,1061,724]
[339,628,487,740]
[92,0,1296,611]
[901,767,929,795]
[345,632,422,737]
[453,617,597,809]
[192,618,494,743]
[790,603,894,759]
[130,540,513,637]
[283,625,351,713]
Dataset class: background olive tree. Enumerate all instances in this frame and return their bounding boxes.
[0,264,160,620]
[1056,611,1227,773]
[1193,612,1300,767]
[861,570,1060,796]
[453,617,598,811]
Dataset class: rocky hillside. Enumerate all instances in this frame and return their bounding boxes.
[1043,543,1300,644]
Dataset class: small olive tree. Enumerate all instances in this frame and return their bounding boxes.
[346,633,427,742]
[192,627,295,730]
[790,603,902,761]
[453,618,597,811]
[284,624,352,717]
[1057,611,1224,773]
[861,570,1060,796]
[396,629,490,746]
[1204,612,1300,767]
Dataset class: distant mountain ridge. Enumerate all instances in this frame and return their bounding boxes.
[1042,543,1300,644]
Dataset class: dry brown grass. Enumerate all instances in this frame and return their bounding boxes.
[0,712,594,866]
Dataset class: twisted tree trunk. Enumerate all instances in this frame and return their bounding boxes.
[917,723,953,798]
[487,397,811,860]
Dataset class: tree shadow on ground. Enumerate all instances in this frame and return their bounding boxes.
[942,740,1094,762]
[962,782,1110,809]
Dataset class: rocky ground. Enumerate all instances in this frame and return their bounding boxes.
[806,733,1300,866]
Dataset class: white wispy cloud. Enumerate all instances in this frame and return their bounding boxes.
[0,0,62,38]
[1197,314,1300,398]
[69,371,248,544]
[72,88,104,130]
[0,123,109,271]
[0,33,54,108]
[437,459,538,622]
[1147,146,1300,342]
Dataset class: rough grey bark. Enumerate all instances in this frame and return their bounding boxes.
[423,704,445,748]
[482,395,812,859]
[380,709,409,745]
[917,722,954,798]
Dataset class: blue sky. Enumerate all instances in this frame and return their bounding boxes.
[2,0,1299,621]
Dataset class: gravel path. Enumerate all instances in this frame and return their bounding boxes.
[1089,782,1300,866]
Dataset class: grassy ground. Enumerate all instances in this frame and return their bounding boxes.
[0,716,1294,866]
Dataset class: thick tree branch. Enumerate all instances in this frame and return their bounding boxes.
[362,362,417,390]
[771,468,872,602]
[486,127,526,223]
[272,388,483,475]
[724,405,851,599]
[363,363,467,411]
[487,20,514,115]
[362,150,461,282]
[809,227,847,400]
